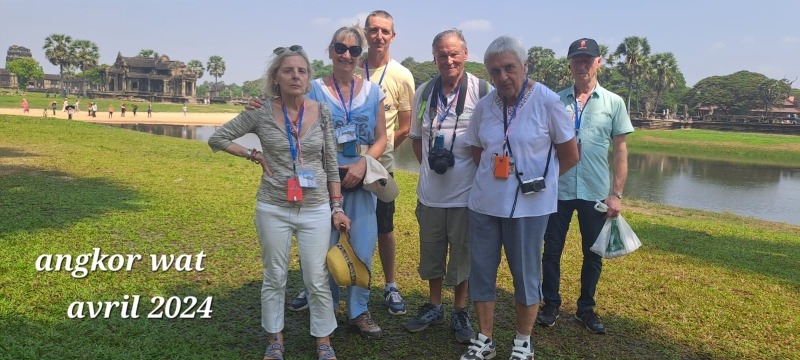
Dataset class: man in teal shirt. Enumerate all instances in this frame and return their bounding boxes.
[537,38,633,334]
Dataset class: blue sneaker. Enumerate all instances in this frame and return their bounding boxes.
[383,287,407,315]
[287,290,308,312]
[451,308,475,344]
[403,303,445,332]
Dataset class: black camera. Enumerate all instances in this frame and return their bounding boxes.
[428,148,455,175]
[521,177,546,194]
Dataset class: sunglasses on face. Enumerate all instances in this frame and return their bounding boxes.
[273,45,303,55]
[332,43,363,57]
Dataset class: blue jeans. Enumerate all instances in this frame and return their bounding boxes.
[541,199,605,314]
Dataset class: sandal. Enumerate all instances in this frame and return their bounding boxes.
[317,343,336,360]
[263,342,284,360]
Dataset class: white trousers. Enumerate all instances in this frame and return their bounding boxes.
[254,201,336,337]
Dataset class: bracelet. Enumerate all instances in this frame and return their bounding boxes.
[331,201,343,209]
[330,195,343,199]
[332,207,344,216]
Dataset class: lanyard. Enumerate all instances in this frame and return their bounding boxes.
[282,99,306,169]
[573,92,592,131]
[435,83,460,132]
[502,77,529,151]
[332,75,354,123]
[365,60,389,86]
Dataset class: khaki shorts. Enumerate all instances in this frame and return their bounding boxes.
[416,202,471,286]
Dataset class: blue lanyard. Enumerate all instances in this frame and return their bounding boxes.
[332,76,354,124]
[365,60,389,86]
[436,83,460,132]
[573,92,592,130]
[502,77,529,150]
[282,100,305,168]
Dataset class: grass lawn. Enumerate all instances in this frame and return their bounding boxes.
[1,115,798,359]
[627,129,800,167]
[0,92,241,114]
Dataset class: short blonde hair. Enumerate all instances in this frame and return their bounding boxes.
[264,47,314,98]
[329,24,367,49]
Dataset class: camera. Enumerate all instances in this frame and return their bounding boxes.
[428,148,455,175]
[521,177,546,194]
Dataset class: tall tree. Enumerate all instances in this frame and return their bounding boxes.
[6,58,44,90]
[187,60,205,79]
[526,46,555,75]
[757,79,791,115]
[613,36,651,115]
[138,49,160,58]
[649,52,679,115]
[42,33,74,91]
[72,39,100,97]
[206,55,226,97]
[684,71,774,114]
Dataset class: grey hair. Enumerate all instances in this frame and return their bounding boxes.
[484,35,527,68]
[364,10,394,32]
[264,48,314,98]
[431,28,467,50]
[329,24,368,49]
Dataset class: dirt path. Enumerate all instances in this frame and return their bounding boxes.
[0,108,238,126]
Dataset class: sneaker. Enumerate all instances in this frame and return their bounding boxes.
[460,333,496,360]
[535,304,559,327]
[508,339,534,360]
[575,310,606,334]
[451,308,475,344]
[287,290,308,312]
[383,287,407,315]
[403,303,445,332]
[348,310,382,339]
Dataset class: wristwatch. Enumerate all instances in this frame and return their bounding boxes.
[610,192,623,199]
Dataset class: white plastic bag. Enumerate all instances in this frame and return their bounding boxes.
[590,215,641,259]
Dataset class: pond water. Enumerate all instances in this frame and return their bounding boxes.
[104,123,800,226]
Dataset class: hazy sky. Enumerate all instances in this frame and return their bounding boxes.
[1,0,798,88]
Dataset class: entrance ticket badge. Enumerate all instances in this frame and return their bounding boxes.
[335,124,357,144]
[343,140,357,157]
[433,134,445,151]
[296,166,318,189]
[286,177,303,202]
[508,155,516,175]
[493,155,510,179]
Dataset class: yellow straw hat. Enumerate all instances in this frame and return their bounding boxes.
[327,225,371,289]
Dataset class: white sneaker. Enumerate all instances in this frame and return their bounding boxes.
[508,339,534,360]
[460,333,496,360]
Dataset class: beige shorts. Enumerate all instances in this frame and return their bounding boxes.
[415,202,471,286]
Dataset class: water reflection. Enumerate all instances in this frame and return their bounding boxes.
[102,123,800,225]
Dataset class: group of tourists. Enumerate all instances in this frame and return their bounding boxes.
[209,10,633,360]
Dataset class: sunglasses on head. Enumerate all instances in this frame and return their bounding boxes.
[273,45,303,55]
[332,43,363,57]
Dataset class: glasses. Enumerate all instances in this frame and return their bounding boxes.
[273,45,303,55]
[332,43,363,57]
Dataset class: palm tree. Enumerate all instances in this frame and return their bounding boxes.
[206,56,226,97]
[72,39,100,97]
[613,36,651,115]
[137,49,160,58]
[187,60,204,79]
[649,52,678,115]
[43,33,74,91]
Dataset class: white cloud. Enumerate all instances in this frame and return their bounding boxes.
[741,36,756,44]
[781,36,799,44]
[550,36,562,44]
[337,12,370,27]
[458,20,492,32]
[311,17,331,26]
[709,41,725,50]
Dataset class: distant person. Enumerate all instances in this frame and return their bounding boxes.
[108,104,114,119]
[62,98,68,112]
[91,102,98,118]
[68,106,74,120]
[22,98,29,113]
[74,99,80,113]
[51,100,57,115]
[121,103,126,117]
[133,104,138,117]
[537,38,634,335]
[792,114,798,124]
[183,104,188,117]
[147,103,152,118]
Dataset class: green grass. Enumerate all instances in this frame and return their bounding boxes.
[0,92,241,113]
[1,115,799,359]
[627,129,800,167]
